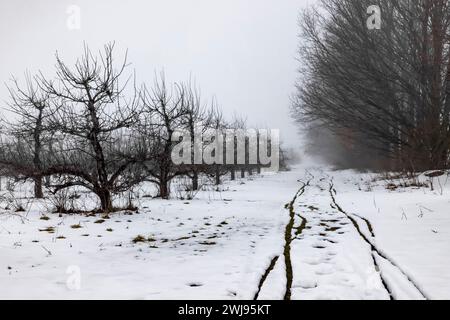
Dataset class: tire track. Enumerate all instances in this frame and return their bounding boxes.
[283,179,314,299]
[253,255,279,300]
[328,180,428,300]
[283,181,308,300]
[254,179,310,300]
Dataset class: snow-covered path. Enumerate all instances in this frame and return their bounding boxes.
[293,174,426,299]
[257,167,449,300]
[257,172,394,300]
[1,166,449,299]
[290,177,393,300]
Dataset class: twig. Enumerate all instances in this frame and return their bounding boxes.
[41,245,52,256]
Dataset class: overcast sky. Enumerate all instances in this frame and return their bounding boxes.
[0,0,314,147]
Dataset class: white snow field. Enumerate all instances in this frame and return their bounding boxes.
[0,165,449,299]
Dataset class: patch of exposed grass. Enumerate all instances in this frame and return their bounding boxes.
[39,226,55,233]
[132,235,156,243]
[132,234,147,243]
[199,241,216,245]
[188,282,203,287]
[175,236,191,241]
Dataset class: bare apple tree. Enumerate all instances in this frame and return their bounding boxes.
[34,43,142,212]
[139,74,188,199]
[179,82,212,191]
[0,74,54,198]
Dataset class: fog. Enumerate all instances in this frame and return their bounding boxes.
[0,0,314,147]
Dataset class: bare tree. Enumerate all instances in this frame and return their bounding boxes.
[206,102,228,186]
[139,73,188,199]
[292,0,450,171]
[227,114,247,180]
[0,74,54,198]
[179,81,211,190]
[30,43,142,212]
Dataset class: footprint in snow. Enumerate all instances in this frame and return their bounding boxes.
[294,280,318,289]
[303,257,322,265]
[315,266,335,275]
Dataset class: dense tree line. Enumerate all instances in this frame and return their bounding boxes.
[292,0,450,171]
[0,43,283,211]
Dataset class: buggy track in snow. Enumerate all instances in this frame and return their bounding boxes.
[329,180,429,300]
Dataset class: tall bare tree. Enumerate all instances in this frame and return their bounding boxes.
[32,43,142,212]
[0,74,54,198]
[180,82,211,190]
[139,74,188,199]
[292,0,450,170]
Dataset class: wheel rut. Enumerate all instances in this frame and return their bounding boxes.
[254,173,428,300]
[329,180,428,300]
[254,179,311,300]
[283,180,311,300]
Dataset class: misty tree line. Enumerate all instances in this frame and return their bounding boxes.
[292,0,450,171]
[0,43,287,212]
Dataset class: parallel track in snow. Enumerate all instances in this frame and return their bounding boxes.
[254,179,311,300]
[255,174,428,300]
[282,180,311,300]
[329,180,428,300]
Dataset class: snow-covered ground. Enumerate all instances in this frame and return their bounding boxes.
[332,170,450,299]
[1,165,449,299]
[0,172,300,299]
